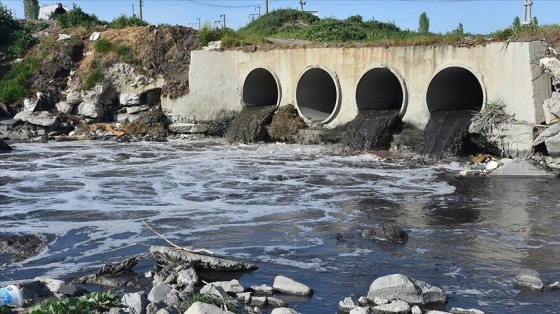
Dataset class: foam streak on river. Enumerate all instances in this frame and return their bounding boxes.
[1,140,560,313]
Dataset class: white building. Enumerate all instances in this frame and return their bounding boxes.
[38,4,69,20]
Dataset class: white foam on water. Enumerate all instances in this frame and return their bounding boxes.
[0,140,457,281]
[338,248,374,257]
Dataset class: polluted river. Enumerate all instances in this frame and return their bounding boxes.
[1,139,560,313]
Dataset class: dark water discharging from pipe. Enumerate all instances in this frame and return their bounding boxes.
[225,105,277,144]
[419,110,478,159]
[341,109,402,152]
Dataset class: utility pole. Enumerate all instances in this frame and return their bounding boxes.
[265,0,268,14]
[216,14,226,28]
[132,3,135,17]
[250,6,261,21]
[300,0,306,11]
[139,0,143,21]
[196,18,201,30]
[523,0,533,24]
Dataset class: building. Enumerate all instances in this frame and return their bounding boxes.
[38,3,69,20]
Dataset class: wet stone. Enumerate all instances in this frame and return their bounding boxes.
[0,234,48,264]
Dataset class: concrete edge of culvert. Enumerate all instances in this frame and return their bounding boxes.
[426,63,487,114]
[242,67,282,108]
[355,65,408,117]
[295,65,341,125]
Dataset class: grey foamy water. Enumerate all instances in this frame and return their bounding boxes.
[1,139,560,313]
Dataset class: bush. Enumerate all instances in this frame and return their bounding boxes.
[6,29,34,57]
[108,14,149,29]
[239,9,319,37]
[306,18,367,41]
[56,4,102,30]
[0,57,40,103]
[115,44,135,64]
[0,3,34,58]
[28,291,119,314]
[83,66,104,90]
[93,38,114,53]
[198,22,231,46]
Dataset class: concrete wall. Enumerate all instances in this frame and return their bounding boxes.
[162,42,550,130]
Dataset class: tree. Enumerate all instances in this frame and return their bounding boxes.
[532,16,538,26]
[418,12,429,33]
[23,0,39,19]
[455,22,464,34]
[512,16,521,28]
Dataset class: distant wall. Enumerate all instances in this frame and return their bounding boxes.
[162,42,550,129]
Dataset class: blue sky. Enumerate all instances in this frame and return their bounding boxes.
[2,0,559,34]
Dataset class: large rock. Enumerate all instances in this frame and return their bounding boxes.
[273,275,313,296]
[512,269,544,290]
[541,57,560,80]
[177,267,198,287]
[489,159,553,177]
[0,139,12,151]
[207,279,245,294]
[122,292,149,314]
[533,123,560,146]
[361,224,408,243]
[148,282,172,304]
[149,246,258,272]
[367,274,446,305]
[271,308,301,314]
[68,81,116,118]
[119,93,141,106]
[55,101,75,114]
[35,276,85,297]
[543,97,560,124]
[13,111,59,128]
[372,300,410,314]
[184,301,233,314]
[469,111,534,158]
[544,132,560,157]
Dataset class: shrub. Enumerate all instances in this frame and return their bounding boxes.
[306,18,367,41]
[0,3,34,58]
[115,44,135,64]
[239,8,319,37]
[0,57,40,103]
[6,29,34,57]
[83,66,104,90]
[28,291,120,314]
[93,38,114,53]
[198,22,230,46]
[56,4,102,30]
[108,14,149,29]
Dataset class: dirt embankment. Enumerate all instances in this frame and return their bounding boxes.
[98,25,198,99]
[20,24,197,109]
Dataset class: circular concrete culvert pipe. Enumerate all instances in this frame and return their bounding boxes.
[426,66,484,113]
[356,67,406,112]
[243,68,280,106]
[296,67,340,124]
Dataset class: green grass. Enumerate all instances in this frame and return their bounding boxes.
[93,38,114,53]
[201,8,560,48]
[83,66,104,90]
[28,291,120,314]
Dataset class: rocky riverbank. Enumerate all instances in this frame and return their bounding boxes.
[3,221,560,314]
